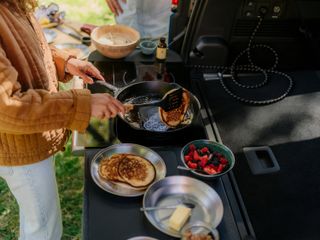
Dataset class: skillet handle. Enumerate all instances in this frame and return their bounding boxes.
[94,80,120,93]
[123,102,162,114]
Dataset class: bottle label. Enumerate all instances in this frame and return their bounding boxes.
[156,48,167,60]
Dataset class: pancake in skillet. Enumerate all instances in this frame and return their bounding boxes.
[98,154,126,182]
[118,154,156,188]
[159,89,190,127]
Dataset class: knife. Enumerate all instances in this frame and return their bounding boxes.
[56,25,91,46]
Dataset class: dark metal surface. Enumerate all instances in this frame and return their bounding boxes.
[194,70,320,240]
[83,147,242,240]
[88,49,183,63]
[82,88,248,240]
[190,73,256,240]
[82,50,251,240]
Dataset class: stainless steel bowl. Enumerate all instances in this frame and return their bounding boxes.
[142,176,223,238]
[126,237,158,240]
[91,143,166,197]
[180,220,220,240]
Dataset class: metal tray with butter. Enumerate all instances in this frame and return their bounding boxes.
[142,176,223,238]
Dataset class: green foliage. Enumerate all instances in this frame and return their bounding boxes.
[55,139,84,240]
[0,180,19,240]
[39,0,115,25]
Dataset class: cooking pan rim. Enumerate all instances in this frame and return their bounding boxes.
[112,81,179,97]
[114,81,201,133]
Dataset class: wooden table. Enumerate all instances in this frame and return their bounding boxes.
[50,21,86,44]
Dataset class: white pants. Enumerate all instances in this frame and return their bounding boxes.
[0,157,62,240]
[116,0,172,39]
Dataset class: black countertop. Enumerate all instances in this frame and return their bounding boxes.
[88,49,183,63]
[83,147,242,240]
[82,50,251,240]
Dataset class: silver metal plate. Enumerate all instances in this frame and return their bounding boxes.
[43,28,57,44]
[143,176,223,238]
[55,43,90,59]
[91,143,166,197]
[126,237,158,240]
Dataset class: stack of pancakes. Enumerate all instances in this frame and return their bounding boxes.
[98,153,156,189]
[159,89,190,127]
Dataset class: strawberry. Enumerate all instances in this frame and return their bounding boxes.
[217,164,225,173]
[189,144,196,151]
[204,165,217,175]
[193,150,201,161]
[220,157,228,164]
[199,155,209,167]
[187,161,197,169]
[184,155,192,162]
[200,147,209,154]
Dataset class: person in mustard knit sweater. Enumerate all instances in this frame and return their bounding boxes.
[0,1,125,239]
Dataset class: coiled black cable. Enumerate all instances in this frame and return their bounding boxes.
[192,16,293,105]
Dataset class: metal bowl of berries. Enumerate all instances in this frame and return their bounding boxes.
[180,139,235,179]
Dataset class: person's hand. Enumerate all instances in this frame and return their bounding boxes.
[66,58,104,84]
[91,93,125,119]
[105,0,127,16]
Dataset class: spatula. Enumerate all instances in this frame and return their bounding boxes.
[125,87,183,112]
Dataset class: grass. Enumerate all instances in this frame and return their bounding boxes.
[0,180,19,240]
[0,140,84,240]
[54,140,84,240]
[0,1,115,239]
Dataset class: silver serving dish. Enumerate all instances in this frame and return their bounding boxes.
[142,176,223,238]
[54,43,90,59]
[43,28,57,44]
[126,237,158,240]
[180,220,220,240]
[91,143,166,197]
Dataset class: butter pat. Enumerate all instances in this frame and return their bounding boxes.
[168,205,192,231]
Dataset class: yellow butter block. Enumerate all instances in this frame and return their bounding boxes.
[39,17,50,25]
[168,205,192,231]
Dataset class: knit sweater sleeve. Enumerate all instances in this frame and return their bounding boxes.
[0,44,91,134]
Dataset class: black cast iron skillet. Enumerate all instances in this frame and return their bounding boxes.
[95,80,201,133]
